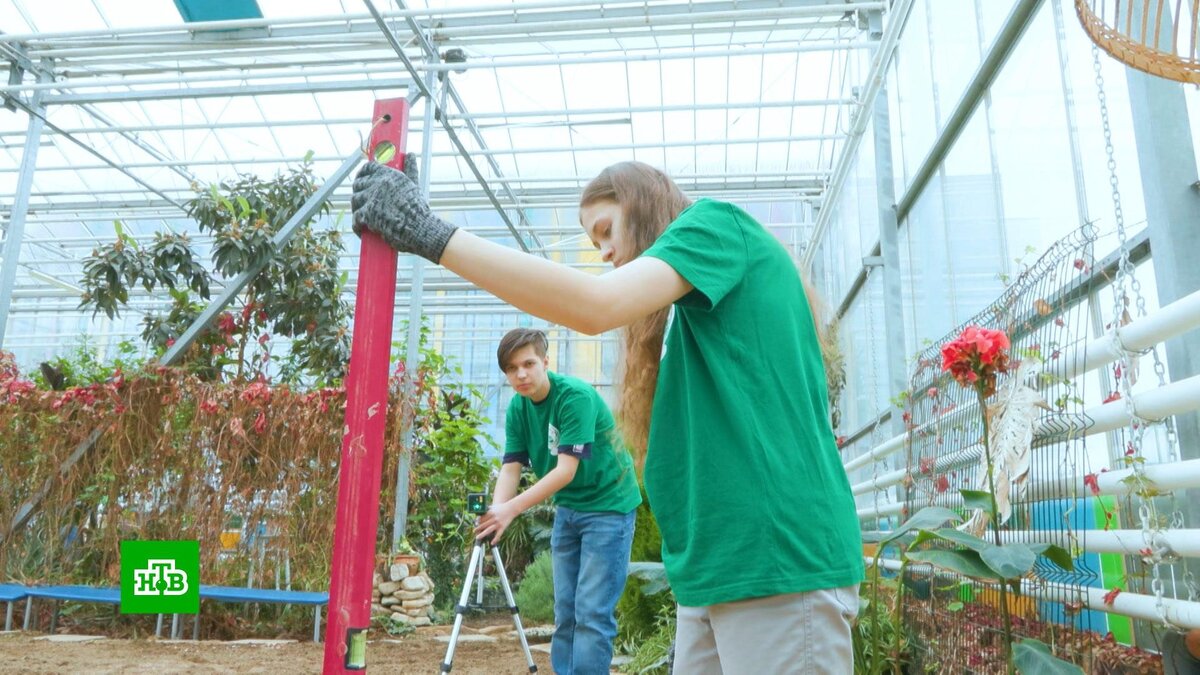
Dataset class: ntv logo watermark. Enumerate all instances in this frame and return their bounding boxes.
[120,541,199,614]
[133,560,189,596]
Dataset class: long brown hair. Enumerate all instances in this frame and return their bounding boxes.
[580,162,690,459]
[580,162,834,462]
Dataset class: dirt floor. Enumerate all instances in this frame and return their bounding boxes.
[0,620,557,674]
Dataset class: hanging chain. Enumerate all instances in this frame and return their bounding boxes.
[1090,45,1180,628]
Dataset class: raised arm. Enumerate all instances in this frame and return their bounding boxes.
[439,230,689,335]
[351,160,691,334]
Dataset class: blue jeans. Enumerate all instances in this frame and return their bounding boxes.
[550,505,636,675]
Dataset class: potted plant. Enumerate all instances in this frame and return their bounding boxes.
[388,537,421,576]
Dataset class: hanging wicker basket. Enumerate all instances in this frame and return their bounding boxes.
[1075,0,1200,84]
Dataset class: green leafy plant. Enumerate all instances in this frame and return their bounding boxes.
[893,326,1077,674]
[853,577,911,675]
[498,500,554,582]
[1012,638,1084,674]
[78,160,349,384]
[373,613,415,637]
[617,496,671,645]
[513,550,555,624]
[618,601,675,675]
[394,324,499,605]
[32,338,141,390]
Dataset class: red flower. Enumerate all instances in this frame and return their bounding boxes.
[919,456,937,474]
[1102,391,1121,404]
[257,333,270,345]
[1083,473,1101,495]
[199,399,220,415]
[941,326,1011,397]
[934,475,950,493]
[1102,587,1121,605]
[240,381,272,406]
[253,410,267,434]
[217,313,238,335]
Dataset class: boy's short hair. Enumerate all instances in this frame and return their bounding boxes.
[497,328,548,371]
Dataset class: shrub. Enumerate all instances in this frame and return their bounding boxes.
[618,603,675,674]
[617,494,671,645]
[513,550,555,624]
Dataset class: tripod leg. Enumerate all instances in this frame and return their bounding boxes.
[475,550,485,607]
[491,545,539,673]
[441,542,485,673]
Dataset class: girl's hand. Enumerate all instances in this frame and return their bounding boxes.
[473,501,519,543]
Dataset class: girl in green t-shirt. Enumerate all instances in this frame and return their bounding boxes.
[352,157,864,673]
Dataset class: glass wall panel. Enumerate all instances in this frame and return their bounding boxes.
[986,0,1081,258]
[899,108,1004,356]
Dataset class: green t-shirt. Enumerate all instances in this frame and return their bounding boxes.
[641,198,864,607]
[503,371,642,514]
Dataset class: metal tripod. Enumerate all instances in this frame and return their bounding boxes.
[440,539,537,673]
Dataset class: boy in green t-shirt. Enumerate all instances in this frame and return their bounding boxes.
[474,328,641,675]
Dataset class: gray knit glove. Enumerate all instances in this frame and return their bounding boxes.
[351,155,457,263]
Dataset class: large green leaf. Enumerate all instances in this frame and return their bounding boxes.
[959,488,994,513]
[981,542,1037,579]
[905,549,1000,580]
[1027,543,1075,572]
[1012,638,1084,674]
[882,507,963,546]
[912,528,992,552]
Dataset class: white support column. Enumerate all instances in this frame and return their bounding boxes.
[866,556,1200,629]
[0,67,49,348]
[858,458,1200,521]
[845,289,1200,479]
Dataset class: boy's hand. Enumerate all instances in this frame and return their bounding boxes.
[350,155,457,263]
[473,501,519,544]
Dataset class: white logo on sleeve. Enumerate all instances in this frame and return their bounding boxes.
[548,424,559,454]
[660,305,676,361]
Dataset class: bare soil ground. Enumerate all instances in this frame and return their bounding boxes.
[0,619,554,674]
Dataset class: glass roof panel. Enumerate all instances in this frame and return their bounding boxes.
[1,0,877,353]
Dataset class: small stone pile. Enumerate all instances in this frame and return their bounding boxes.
[371,558,436,627]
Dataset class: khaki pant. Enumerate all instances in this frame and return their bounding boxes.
[673,585,859,674]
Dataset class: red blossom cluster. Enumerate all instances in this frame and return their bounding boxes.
[940,325,1011,397]
[302,386,345,413]
[1,351,37,404]
[217,312,238,334]
[239,381,272,405]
